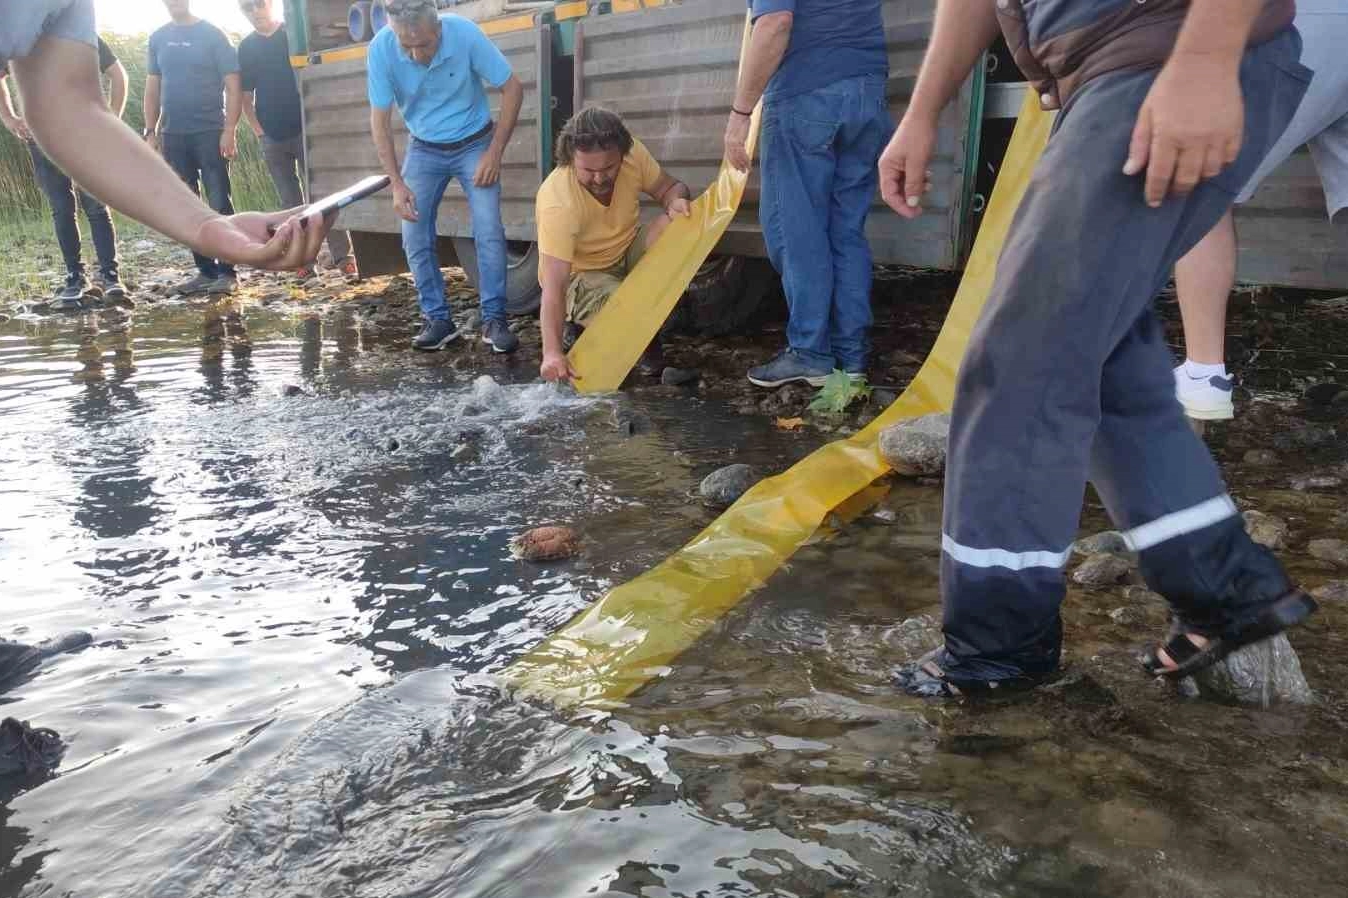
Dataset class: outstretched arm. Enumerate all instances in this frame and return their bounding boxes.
[13,36,330,269]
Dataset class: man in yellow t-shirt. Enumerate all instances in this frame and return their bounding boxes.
[535,106,691,383]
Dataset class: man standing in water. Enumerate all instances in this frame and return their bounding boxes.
[0,39,128,310]
[237,0,358,281]
[536,107,692,384]
[879,0,1317,696]
[725,0,892,388]
[146,0,244,296]
[368,0,525,353]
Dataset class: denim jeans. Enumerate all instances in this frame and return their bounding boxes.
[29,143,118,280]
[400,135,506,322]
[162,130,235,278]
[760,74,892,372]
[260,133,354,263]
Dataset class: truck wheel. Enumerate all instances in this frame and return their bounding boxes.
[452,238,542,316]
[664,255,780,337]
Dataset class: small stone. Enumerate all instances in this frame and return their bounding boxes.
[660,367,699,387]
[1291,474,1343,492]
[509,526,581,562]
[1308,538,1348,567]
[1303,382,1346,406]
[1243,449,1280,466]
[760,383,810,415]
[1194,634,1315,705]
[303,277,323,290]
[281,384,305,397]
[1311,581,1348,603]
[1243,510,1289,550]
[1108,606,1144,627]
[1072,554,1132,588]
[699,464,758,507]
[1272,423,1335,452]
[461,309,483,333]
[1176,677,1201,699]
[870,389,898,410]
[878,413,951,477]
[1074,530,1131,557]
[1123,585,1166,606]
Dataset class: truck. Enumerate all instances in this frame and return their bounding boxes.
[283,0,1348,332]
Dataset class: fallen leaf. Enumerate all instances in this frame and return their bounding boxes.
[775,417,805,431]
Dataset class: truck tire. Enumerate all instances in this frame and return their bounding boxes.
[664,255,780,337]
[452,238,542,317]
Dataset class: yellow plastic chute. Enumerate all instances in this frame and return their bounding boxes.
[505,89,1053,710]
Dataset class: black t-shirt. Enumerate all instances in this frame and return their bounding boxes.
[238,26,301,141]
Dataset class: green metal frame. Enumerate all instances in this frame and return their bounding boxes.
[284,0,309,54]
[955,51,988,266]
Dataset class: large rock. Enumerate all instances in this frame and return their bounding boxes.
[1194,635,1315,705]
[1273,423,1336,452]
[1074,530,1131,557]
[1308,538,1348,567]
[1072,554,1133,588]
[878,413,951,477]
[1243,510,1289,550]
[699,464,758,507]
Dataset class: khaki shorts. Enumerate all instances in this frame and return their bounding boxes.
[566,225,648,326]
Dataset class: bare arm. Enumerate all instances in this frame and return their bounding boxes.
[144,73,162,143]
[13,36,331,270]
[372,104,417,221]
[538,253,578,383]
[221,72,242,158]
[724,11,793,171]
[105,59,128,119]
[1125,0,1265,205]
[474,74,523,187]
[646,172,691,217]
[879,0,999,215]
[242,90,264,137]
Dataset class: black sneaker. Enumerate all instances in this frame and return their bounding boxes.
[97,272,133,307]
[412,319,459,351]
[52,275,87,312]
[206,273,238,295]
[0,717,65,776]
[482,318,519,354]
[173,272,217,295]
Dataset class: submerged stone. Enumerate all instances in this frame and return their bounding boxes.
[1311,581,1348,603]
[1194,635,1314,705]
[699,464,758,507]
[1072,554,1132,588]
[1243,510,1289,550]
[509,526,581,562]
[1308,539,1348,567]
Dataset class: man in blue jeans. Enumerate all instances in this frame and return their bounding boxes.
[726,0,892,388]
[369,0,525,352]
[145,0,243,296]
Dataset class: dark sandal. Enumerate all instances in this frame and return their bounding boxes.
[1141,590,1318,680]
[894,649,1049,698]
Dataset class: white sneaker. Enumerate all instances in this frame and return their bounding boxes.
[1174,365,1235,420]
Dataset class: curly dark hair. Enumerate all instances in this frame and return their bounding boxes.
[555,106,634,167]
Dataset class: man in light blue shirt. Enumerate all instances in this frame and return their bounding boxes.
[368,0,524,352]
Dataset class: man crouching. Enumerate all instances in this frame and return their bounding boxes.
[536,107,691,384]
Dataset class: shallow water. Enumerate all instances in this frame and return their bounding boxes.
[2,303,1346,898]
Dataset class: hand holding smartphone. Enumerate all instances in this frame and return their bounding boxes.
[267,175,392,235]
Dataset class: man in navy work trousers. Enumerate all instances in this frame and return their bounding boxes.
[726,0,893,388]
[146,0,244,296]
[880,0,1318,697]
[238,0,356,280]
[368,0,525,353]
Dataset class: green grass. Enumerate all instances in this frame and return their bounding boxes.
[0,30,281,295]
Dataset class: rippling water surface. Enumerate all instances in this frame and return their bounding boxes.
[2,303,1345,898]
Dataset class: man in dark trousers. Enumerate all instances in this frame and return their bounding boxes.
[238,0,356,280]
[0,39,128,309]
[145,0,243,296]
[880,0,1317,697]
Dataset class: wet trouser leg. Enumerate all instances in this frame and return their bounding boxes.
[161,132,216,279]
[400,139,453,322]
[937,30,1310,684]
